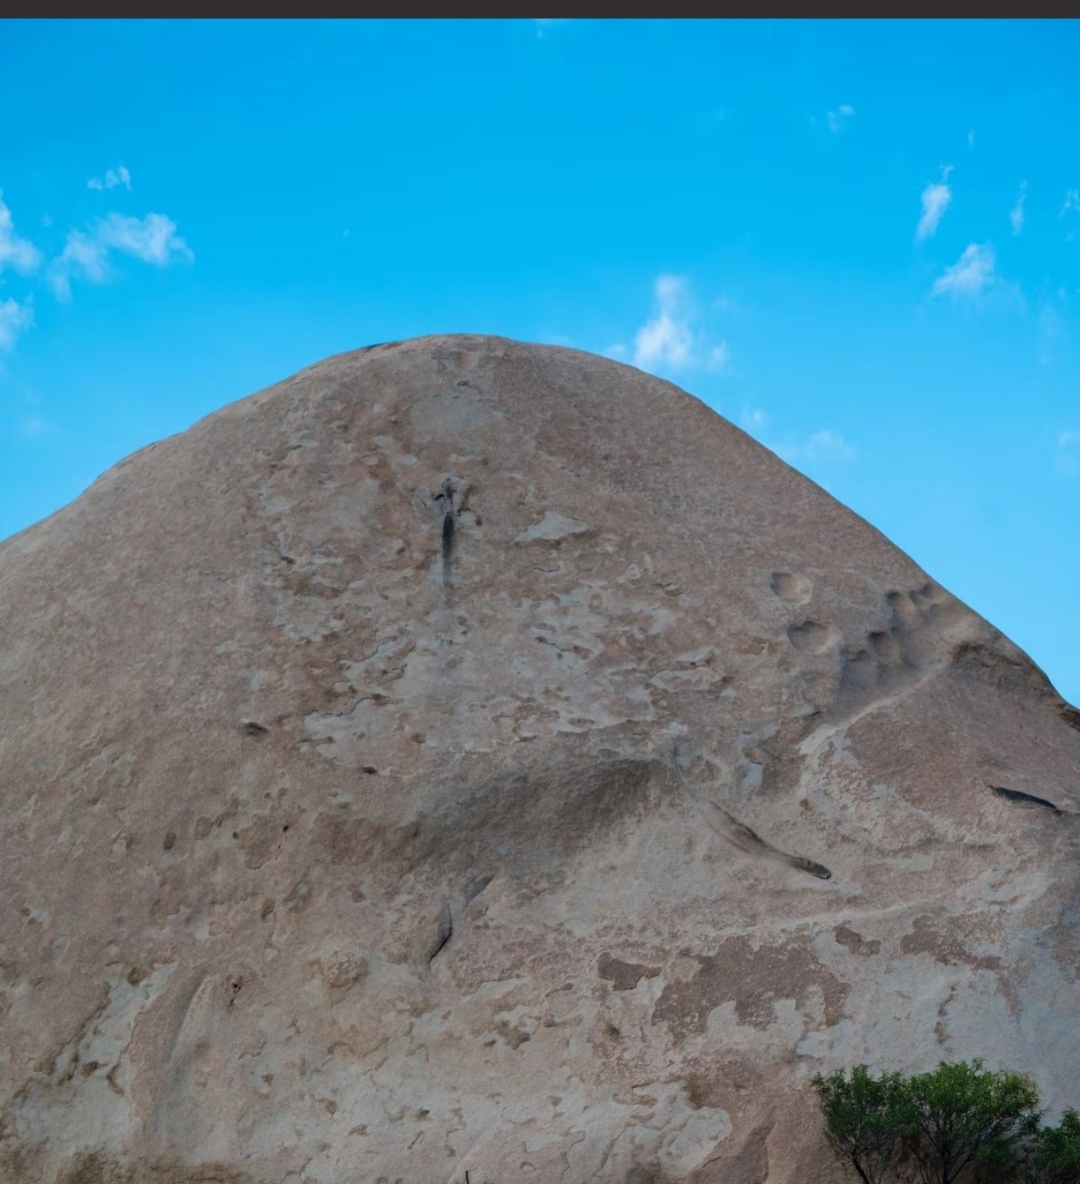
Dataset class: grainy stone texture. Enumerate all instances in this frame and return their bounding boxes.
[1,335,1078,1184]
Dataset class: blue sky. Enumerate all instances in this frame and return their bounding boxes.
[2,19,1079,703]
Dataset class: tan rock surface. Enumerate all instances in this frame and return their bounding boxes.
[1,335,1078,1184]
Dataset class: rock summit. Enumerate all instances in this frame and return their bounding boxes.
[2,336,1078,1184]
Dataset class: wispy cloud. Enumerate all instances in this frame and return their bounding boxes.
[738,406,854,468]
[1010,183,1027,236]
[707,342,732,373]
[96,212,191,264]
[626,274,732,376]
[827,104,854,133]
[533,19,565,38]
[778,429,856,463]
[967,130,976,148]
[1061,190,1080,217]
[0,297,34,351]
[0,191,42,275]
[932,242,996,299]
[916,168,953,240]
[1038,300,1066,365]
[49,232,110,300]
[49,212,192,300]
[18,414,51,439]
[1058,430,1080,478]
[88,165,131,192]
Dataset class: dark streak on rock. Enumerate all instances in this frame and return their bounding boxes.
[463,872,493,905]
[992,785,1062,814]
[428,904,453,962]
[711,803,832,880]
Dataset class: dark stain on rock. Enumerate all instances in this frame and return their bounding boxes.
[623,1168,660,1184]
[712,1122,773,1184]
[834,925,881,956]
[494,1020,531,1050]
[683,1056,764,1113]
[52,1150,255,1184]
[235,813,289,870]
[951,640,1053,701]
[432,754,672,872]
[313,813,432,870]
[899,916,1001,971]
[651,935,849,1038]
[598,953,661,991]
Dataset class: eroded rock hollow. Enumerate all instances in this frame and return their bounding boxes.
[2,336,1078,1184]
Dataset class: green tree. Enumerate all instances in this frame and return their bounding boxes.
[812,1065,912,1184]
[1023,1110,1080,1184]
[899,1061,1041,1184]
[813,1061,1046,1184]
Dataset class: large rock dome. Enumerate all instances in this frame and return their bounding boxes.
[1,335,1078,1184]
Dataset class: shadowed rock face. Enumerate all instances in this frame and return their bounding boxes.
[1,335,1078,1184]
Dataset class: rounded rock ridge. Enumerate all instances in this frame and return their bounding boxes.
[0,334,1078,1184]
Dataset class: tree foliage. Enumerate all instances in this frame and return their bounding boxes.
[812,1061,1074,1184]
[902,1060,1040,1184]
[1023,1110,1080,1184]
[812,1066,910,1184]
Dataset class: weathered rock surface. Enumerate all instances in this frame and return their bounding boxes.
[1,335,1078,1184]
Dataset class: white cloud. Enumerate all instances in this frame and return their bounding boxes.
[1010,183,1027,235]
[803,429,855,460]
[0,191,42,275]
[916,172,953,240]
[0,297,34,351]
[96,212,191,264]
[625,275,733,377]
[968,130,976,148]
[88,165,132,192]
[1062,190,1080,217]
[49,212,192,300]
[775,429,856,465]
[740,407,770,432]
[743,411,855,468]
[634,275,696,371]
[706,342,732,373]
[49,231,110,301]
[827,104,855,133]
[931,242,996,298]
